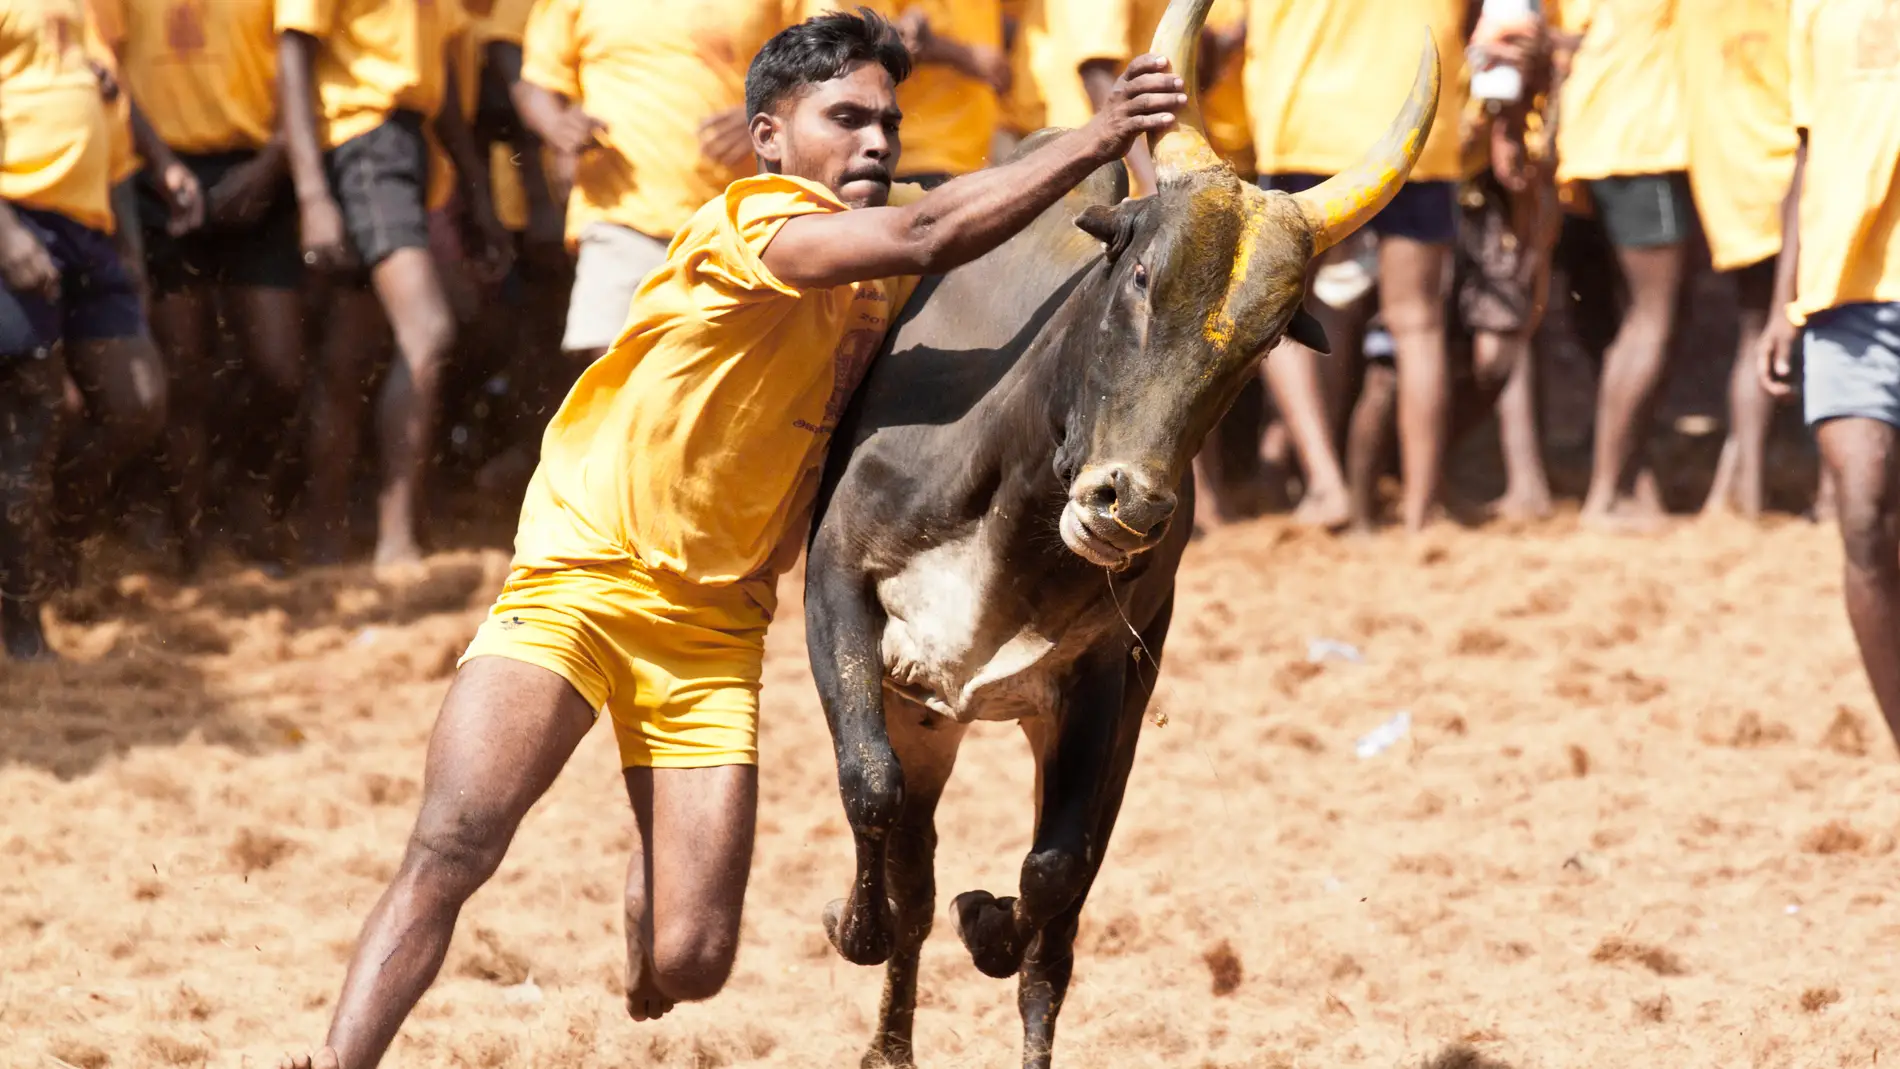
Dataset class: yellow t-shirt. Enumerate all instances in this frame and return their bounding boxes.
[513,174,923,588]
[96,0,276,153]
[1127,0,1252,175]
[1552,0,1685,181]
[1679,0,1794,271]
[0,0,115,231]
[1027,0,1128,130]
[1786,0,1900,324]
[273,0,469,150]
[1244,0,1468,183]
[894,0,1000,178]
[478,0,532,45]
[999,0,1043,133]
[797,0,1000,179]
[522,0,782,244]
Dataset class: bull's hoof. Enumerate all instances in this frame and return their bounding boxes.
[825,896,895,967]
[952,890,1024,979]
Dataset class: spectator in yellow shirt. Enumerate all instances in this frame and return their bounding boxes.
[1551,0,1688,530]
[0,0,181,660]
[1682,0,1796,521]
[279,12,1185,1066]
[513,0,786,365]
[791,0,1011,186]
[1759,0,1900,753]
[276,0,509,568]
[99,0,306,572]
[1248,0,1473,532]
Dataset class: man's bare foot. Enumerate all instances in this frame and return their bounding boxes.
[278,1047,341,1069]
[1486,490,1554,523]
[372,537,425,571]
[1293,482,1352,531]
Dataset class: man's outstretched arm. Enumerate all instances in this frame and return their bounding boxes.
[761,56,1184,290]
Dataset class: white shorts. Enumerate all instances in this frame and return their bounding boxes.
[561,222,669,353]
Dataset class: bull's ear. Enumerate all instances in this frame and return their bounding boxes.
[1075,202,1139,262]
[1075,204,1121,248]
[1286,306,1330,355]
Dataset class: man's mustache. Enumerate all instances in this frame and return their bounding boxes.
[842,165,892,186]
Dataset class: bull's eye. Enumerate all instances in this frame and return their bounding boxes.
[1131,262,1149,292]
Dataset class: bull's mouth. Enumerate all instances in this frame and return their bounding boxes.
[1059,503,1157,569]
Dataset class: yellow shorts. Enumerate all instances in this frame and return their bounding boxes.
[459,559,773,768]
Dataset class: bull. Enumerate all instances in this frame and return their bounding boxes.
[803,2,1441,1063]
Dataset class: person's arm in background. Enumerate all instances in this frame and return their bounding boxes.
[510,80,602,207]
[762,55,1183,288]
[434,49,512,278]
[510,0,598,208]
[897,9,1011,95]
[1198,20,1244,92]
[277,30,353,271]
[1758,135,1806,396]
[0,201,60,300]
[484,38,561,253]
[126,99,203,234]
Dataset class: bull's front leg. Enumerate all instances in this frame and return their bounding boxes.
[954,597,1174,1069]
[805,527,903,967]
[949,638,1129,981]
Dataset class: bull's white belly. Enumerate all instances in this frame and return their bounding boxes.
[877,524,1057,722]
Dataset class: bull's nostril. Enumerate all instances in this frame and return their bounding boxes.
[1081,478,1117,513]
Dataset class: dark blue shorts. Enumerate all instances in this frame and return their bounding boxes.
[1259,173,1458,246]
[0,205,145,356]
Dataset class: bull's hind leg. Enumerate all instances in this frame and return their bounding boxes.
[863,703,968,1069]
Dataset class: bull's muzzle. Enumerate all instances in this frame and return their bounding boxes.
[1061,464,1177,567]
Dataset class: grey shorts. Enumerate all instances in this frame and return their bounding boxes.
[1588,172,1691,249]
[1803,302,1900,429]
[561,221,669,353]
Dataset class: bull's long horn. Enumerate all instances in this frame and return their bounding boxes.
[1291,33,1442,254]
[1147,0,1221,182]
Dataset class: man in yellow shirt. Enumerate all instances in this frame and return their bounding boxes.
[1551,0,1688,530]
[1682,0,1796,521]
[885,0,1009,186]
[1248,0,1473,532]
[1759,0,1900,751]
[279,11,1184,1067]
[513,0,785,366]
[276,0,507,567]
[0,0,176,659]
[99,0,304,572]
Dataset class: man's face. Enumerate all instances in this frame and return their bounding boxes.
[751,61,902,209]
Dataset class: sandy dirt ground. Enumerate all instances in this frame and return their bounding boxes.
[4,510,1899,1069]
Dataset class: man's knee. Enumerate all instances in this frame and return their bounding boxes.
[85,338,169,449]
[649,920,740,1003]
[1378,290,1446,338]
[403,806,512,894]
[1836,489,1898,577]
[377,249,458,369]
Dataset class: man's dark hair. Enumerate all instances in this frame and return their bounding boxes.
[744,7,912,119]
